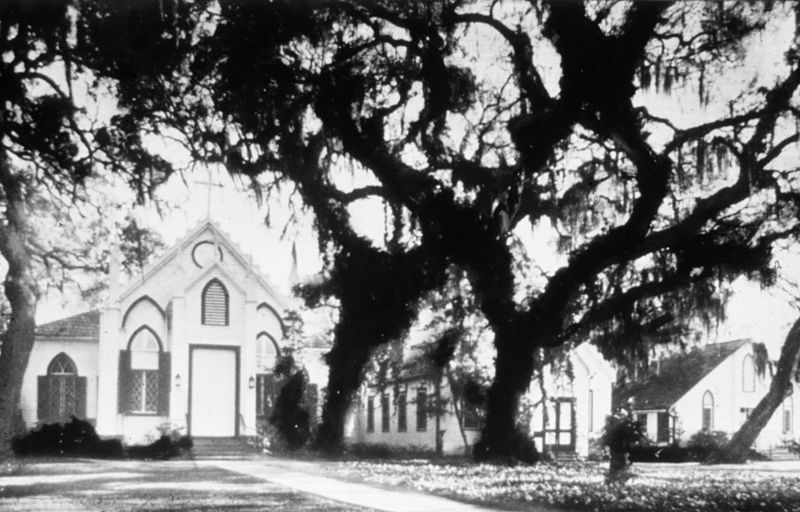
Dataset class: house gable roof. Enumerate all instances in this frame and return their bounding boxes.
[612,339,749,411]
[36,310,100,340]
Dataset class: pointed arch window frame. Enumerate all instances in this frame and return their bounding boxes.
[201,278,230,326]
[38,352,86,423]
[119,326,171,416]
[702,390,714,431]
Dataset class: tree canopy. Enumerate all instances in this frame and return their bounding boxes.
[29,0,800,460]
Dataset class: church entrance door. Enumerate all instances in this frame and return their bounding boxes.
[189,346,239,437]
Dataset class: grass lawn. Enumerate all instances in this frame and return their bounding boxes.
[323,459,800,512]
[0,458,369,512]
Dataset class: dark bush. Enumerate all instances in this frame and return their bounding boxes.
[629,431,766,463]
[127,435,193,460]
[600,413,646,480]
[12,417,123,458]
[473,429,540,464]
[346,443,436,460]
[270,370,312,451]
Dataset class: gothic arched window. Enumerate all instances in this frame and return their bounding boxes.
[702,391,714,431]
[38,353,86,423]
[119,327,170,415]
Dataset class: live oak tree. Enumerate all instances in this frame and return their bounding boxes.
[75,1,800,461]
[0,0,174,453]
[199,1,800,461]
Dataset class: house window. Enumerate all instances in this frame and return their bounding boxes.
[702,391,714,431]
[416,388,427,432]
[461,401,481,430]
[119,327,169,415]
[740,407,753,426]
[38,353,86,423]
[743,354,755,392]
[657,412,670,443]
[637,413,648,433]
[256,332,279,372]
[202,279,229,326]
[783,396,793,435]
[367,396,375,433]
[381,394,390,433]
[397,392,407,432]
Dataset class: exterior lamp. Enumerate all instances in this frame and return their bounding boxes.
[175,373,181,388]
[248,376,255,389]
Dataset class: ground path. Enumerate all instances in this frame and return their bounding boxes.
[205,457,502,512]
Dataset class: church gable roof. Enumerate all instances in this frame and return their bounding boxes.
[117,219,290,311]
[36,310,100,340]
[612,339,749,411]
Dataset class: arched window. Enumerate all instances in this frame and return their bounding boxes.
[783,394,793,435]
[48,353,76,375]
[38,353,86,423]
[256,332,279,372]
[119,327,170,415]
[202,279,229,326]
[702,391,714,431]
[743,354,756,392]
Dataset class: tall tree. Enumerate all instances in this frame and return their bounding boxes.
[0,0,176,452]
[76,1,800,460]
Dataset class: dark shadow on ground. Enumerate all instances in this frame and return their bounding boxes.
[0,459,372,512]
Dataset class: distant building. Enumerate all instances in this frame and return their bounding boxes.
[347,343,614,458]
[613,339,798,453]
[21,219,328,444]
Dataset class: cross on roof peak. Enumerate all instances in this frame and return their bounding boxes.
[194,167,225,219]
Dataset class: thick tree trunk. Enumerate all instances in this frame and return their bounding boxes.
[313,327,372,455]
[0,154,37,456]
[474,327,537,462]
[712,317,800,464]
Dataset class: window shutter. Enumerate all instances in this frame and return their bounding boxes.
[118,350,131,413]
[37,376,49,423]
[157,351,171,415]
[76,377,87,419]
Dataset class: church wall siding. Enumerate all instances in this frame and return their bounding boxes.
[184,272,247,345]
[350,377,480,456]
[20,338,98,428]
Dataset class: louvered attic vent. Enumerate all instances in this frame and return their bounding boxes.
[202,279,229,326]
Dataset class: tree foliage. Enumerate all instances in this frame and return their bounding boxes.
[66,1,800,460]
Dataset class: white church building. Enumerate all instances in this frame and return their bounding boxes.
[19,220,322,444]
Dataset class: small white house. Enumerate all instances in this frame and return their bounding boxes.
[528,343,615,458]
[613,339,799,453]
[20,219,328,444]
[347,343,614,457]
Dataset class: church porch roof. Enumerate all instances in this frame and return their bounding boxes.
[36,310,100,340]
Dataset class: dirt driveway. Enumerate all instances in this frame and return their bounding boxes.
[0,458,373,512]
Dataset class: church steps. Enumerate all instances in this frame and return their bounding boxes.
[191,436,259,459]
